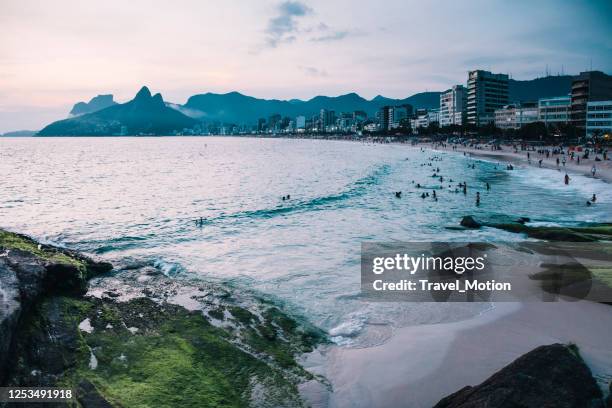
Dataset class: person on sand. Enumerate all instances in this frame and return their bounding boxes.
[591,165,597,177]
[556,157,560,167]
[538,159,543,167]
[577,156,580,165]
[564,174,570,185]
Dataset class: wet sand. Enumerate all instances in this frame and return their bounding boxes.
[298,163,612,407]
[303,299,612,408]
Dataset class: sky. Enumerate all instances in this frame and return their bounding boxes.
[1,0,611,133]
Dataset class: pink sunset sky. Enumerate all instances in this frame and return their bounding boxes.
[0,0,610,133]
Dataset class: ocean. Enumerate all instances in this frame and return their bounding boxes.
[1,136,611,346]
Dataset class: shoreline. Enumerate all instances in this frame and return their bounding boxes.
[303,299,612,408]
[427,143,612,184]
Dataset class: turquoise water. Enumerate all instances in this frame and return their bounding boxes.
[1,137,610,345]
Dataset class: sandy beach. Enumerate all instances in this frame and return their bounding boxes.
[302,299,612,408]
[298,143,612,407]
[435,143,612,184]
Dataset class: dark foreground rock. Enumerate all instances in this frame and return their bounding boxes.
[434,343,605,408]
[0,229,112,384]
[0,229,326,407]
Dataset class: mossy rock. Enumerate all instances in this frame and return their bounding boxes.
[0,229,112,293]
[7,296,321,407]
[457,219,612,242]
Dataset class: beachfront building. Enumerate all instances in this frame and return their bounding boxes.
[494,103,538,130]
[439,85,466,126]
[571,71,612,131]
[467,70,509,126]
[378,105,414,131]
[378,106,393,131]
[538,96,571,126]
[268,114,281,132]
[428,108,440,125]
[410,108,439,133]
[295,115,306,130]
[336,112,354,132]
[586,100,612,138]
[320,109,336,131]
[392,105,413,129]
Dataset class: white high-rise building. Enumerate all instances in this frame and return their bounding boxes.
[467,70,509,126]
[439,85,466,126]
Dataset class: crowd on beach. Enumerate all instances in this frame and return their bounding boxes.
[415,140,609,208]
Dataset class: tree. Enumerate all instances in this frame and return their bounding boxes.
[518,121,547,141]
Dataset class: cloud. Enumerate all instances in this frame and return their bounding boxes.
[299,66,328,77]
[265,1,312,48]
[310,30,349,42]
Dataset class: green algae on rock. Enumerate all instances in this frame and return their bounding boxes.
[0,229,112,386]
[0,229,327,407]
[458,217,612,242]
[8,296,325,407]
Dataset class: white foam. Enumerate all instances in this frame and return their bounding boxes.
[78,318,93,333]
[153,258,183,277]
[88,349,98,370]
[328,313,368,345]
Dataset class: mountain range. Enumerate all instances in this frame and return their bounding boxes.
[178,91,440,124]
[69,94,117,116]
[36,75,574,136]
[508,75,573,103]
[38,87,197,136]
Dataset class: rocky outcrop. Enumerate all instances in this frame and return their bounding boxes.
[0,229,112,383]
[434,344,604,408]
[458,216,612,242]
[70,95,117,117]
[460,216,481,229]
[1,229,326,407]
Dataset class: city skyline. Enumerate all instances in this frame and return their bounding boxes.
[1,0,611,132]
